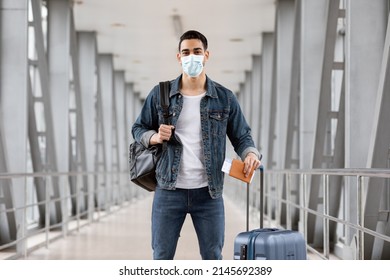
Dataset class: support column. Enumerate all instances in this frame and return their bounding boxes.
[48,0,70,172]
[126,82,136,142]
[114,71,126,203]
[124,82,140,198]
[238,83,245,113]
[125,82,136,199]
[261,32,274,168]
[276,0,295,169]
[115,71,126,174]
[285,0,301,170]
[47,0,71,231]
[346,1,387,168]
[267,0,295,170]
[99,55,114,174]
[284,0,302,229]
[69,9,88,217]
[98,54,114,208]
[300,0,328,169]
[77,32,98,219]
[0,0,28,252]
[251,55,262,149]
[357,0,390,259]
[243,71,252,123]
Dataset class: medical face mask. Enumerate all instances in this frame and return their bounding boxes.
[181,54,204,77]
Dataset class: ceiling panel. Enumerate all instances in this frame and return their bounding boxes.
[74,0,275,98]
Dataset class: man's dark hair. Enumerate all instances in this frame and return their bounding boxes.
[178,30,208,51]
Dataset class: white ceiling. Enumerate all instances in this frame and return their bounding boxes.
[73,0,276,98]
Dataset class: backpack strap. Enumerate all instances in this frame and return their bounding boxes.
[159,81,171,151]
[159,81,171,125]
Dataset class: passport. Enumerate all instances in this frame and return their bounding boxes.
[222,158,255,183]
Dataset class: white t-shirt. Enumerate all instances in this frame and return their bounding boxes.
[175,92,208,189]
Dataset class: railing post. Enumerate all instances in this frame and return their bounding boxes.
[23,176,28,258]
[323,174,330,259]
[286,173,292,230]
[88,173,94,223]
[276,173,282,226]
[357,175,365,260]
[260,168,264,228]
[45,176,50,249]
[301,173,308,241]
[266,172,272,227]
[246,180,250,232]
[76,174,80,231]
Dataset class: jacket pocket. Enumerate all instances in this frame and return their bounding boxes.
[209,110,228,136]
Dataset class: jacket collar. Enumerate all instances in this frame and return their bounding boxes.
[170,74,218,98]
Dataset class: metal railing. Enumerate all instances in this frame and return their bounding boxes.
[225,168,390,260]
[0,171,142,259]
[2,168,389,260]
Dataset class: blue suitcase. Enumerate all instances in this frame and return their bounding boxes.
[233,167,307,260]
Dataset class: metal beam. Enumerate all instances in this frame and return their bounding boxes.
[27,73,46,226]
[30,0,62,224]
[308,0,341,246]
[69,8,88,217]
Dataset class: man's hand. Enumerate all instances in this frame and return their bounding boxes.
[150,124,175,145]
[243,153,262,177]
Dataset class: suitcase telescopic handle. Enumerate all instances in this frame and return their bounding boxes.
[246,165,264,232]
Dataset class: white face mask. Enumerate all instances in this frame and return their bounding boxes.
[181,54,204,77]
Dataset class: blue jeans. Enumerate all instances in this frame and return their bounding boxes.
[152,187,225,260]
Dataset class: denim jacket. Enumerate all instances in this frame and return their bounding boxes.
[132,75,260,199]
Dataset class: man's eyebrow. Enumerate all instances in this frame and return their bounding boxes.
[181,47,203,53]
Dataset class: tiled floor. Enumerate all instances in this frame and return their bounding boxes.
[22,194,251,260]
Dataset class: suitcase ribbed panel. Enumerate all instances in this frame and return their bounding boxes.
[234,228,307,260]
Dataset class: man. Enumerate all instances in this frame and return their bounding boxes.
[132,30,261,260]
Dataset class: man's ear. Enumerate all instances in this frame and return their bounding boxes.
[176,53,182,64]
[204,50,210,62]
